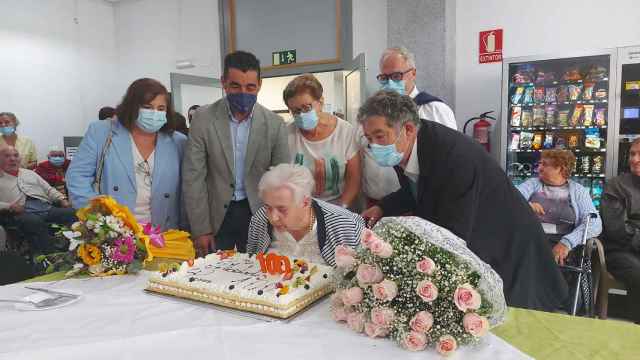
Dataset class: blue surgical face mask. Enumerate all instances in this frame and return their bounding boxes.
[380,79,406,95]
[49,156,65,167]
[293,109,319,131]
[227,93,257,114]
[0,126,16,136]
[369,129,405,167]
[136,108,167,133]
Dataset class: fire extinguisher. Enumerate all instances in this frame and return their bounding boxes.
[463,111,496,152]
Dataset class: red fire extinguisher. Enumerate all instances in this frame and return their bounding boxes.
[463,111,496,152]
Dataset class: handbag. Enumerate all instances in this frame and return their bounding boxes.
[93,119,115,194]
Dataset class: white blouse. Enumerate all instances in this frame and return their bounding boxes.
[269,221,325,264]
[131,138,154,224]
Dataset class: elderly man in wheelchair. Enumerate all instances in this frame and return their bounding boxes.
[517,149,602,315]
[0,145,76,260]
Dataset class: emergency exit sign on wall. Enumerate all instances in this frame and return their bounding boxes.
[479,29,503,64]
[273,50,297,66]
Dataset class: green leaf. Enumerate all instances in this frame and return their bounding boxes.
[128,260,143,273]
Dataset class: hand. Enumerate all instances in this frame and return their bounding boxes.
[361,206,383,228]
[9,200,24,215]
[60,200,71,208]
[195,234,214,258]
[552,242,570,265]
[529,202,545,216]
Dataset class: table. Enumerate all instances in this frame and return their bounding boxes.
[1,272,530,360]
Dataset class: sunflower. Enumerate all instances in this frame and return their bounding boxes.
[77,244,102,266]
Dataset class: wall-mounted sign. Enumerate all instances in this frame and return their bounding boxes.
[272,50,297,66]
[479,29,503,64]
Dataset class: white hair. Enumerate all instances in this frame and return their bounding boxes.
[379,46,416,70]
[258,164,315,204]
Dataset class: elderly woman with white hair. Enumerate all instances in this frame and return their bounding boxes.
[247,164,363,266]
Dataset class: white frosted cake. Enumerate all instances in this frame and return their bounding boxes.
[146,251,334,319]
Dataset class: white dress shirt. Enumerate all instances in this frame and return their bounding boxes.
[409,87,458,130]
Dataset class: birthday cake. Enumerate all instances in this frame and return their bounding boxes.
[146,251,334,319]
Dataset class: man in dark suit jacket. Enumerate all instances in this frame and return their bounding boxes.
[183,51,290,257]
[359,90,567,311]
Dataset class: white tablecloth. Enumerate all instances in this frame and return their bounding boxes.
[0,272,532,360]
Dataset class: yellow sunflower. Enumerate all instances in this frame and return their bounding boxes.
[77,244,102,265]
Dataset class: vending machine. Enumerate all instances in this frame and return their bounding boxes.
[499,50,618,208]
[614,46,640,175]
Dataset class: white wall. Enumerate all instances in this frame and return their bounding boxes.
[114,0,221,102]
[352,0,388,97]
[0,0,119,160]
[455,0,640,148]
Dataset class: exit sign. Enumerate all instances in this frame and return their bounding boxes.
[272,50,296,66]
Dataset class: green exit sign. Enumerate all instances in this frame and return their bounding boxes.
[272,49,296,66]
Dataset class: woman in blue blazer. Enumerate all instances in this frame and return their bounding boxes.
[67,78,187,230]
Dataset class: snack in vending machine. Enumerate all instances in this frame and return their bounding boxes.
[557,85,569,103]
[511,86,525,104]
[523,86,535,104]
[520,131,534,150]
[584,128,601,149]
[580,155,591,174]
[532,106,546,127]
[594,88,608,99]
[563,66,583,81]
[583,105,595,127]
[592,179,604,198]
[555,135,567,149]
[545,105,557,126]
[511,106,522,127]
[570,105,584,127]
[543,133,554,149]
[585,65,608,82]
[568,132,581,149]
[534,87,545,103]
[583,82,595,101]
[545,87,557,103]
[595,108,607,126]
[532,132,544,150]
[592,155,604,175]
[557,110,570,127]
[568,84,583,101]
[521,110,533,128]
[513,64,536,83]
[510,133,521,150]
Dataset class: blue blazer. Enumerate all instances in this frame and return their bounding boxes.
[67,120,187,230]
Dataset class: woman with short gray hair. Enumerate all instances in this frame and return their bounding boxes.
[247,164,363,266]
[0,112,37,169]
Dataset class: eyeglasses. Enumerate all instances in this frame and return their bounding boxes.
[376,68,414,83]
[136,160,152,187]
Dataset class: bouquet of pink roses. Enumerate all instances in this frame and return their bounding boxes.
[331,217,506,356]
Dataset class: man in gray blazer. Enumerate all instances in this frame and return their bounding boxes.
[183,51,289,257]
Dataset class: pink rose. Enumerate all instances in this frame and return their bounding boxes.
[330,290,344,307]
[341,286,364,306]
[409,311,434,333]
[372,279,398,302]
[364,322,390,338]
[416,280,438,302]
[335,245,357,269]
[402,331,428,351]
[370,307,395,327]
[453,283,481,312]
[436,335,458,356]
[370,240,393,258]
[346,312,366,333]
[361,228,382,249]
[331,306,349,322]
[416,257,437,275]
[356,263,384,286]
[463,312,489,337]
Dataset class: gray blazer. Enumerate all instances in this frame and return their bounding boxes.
[182,98,290,238]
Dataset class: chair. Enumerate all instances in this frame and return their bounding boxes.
[592,239,630,319]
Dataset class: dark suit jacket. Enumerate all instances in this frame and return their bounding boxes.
[380,120,568,311]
